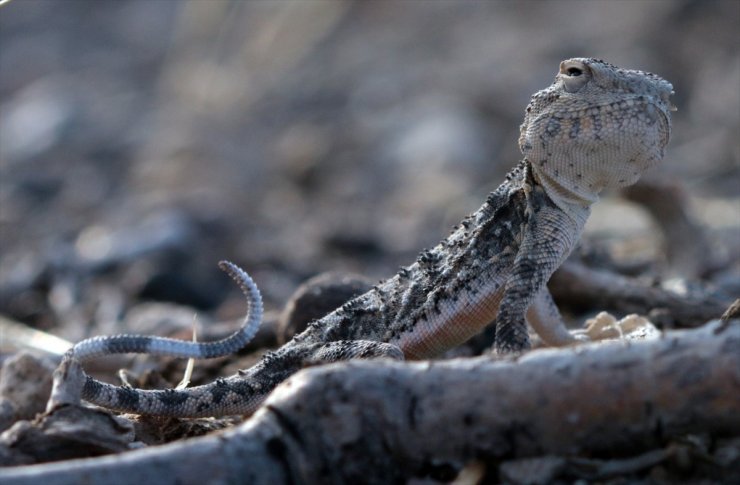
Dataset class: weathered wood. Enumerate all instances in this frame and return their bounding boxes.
[622,177,713,278]
[1,321,737,484]
[551,260,728,327]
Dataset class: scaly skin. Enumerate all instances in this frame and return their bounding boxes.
[50,58,674,417]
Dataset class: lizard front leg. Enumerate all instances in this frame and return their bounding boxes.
[493,199,583,353]
[526,288,585,347]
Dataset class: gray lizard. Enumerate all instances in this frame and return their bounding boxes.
[49,58,675,417]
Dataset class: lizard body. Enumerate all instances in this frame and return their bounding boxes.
[50,58,674,417]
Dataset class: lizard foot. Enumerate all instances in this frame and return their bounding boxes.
[580,312,660,343]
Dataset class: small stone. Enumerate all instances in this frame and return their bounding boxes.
[0,352,56,431]
[279,272,372,343]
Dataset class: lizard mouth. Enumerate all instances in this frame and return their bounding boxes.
[659,86,677,112]
[665,90,677,112]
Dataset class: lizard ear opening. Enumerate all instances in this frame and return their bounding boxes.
[559,60,590,93]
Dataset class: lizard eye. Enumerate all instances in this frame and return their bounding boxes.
[559,60,590,93]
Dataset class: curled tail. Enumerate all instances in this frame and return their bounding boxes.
[50,261,264,416]
[72,261,263,360]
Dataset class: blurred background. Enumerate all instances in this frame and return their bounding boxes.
[1,0,738,343]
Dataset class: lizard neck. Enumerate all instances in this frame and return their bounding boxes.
[530,160,593,230]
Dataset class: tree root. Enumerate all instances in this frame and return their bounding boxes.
[550,260,729,327]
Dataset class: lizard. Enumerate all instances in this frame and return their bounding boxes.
[48,58,675,418]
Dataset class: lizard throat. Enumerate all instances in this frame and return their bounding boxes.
[531,166,593,228]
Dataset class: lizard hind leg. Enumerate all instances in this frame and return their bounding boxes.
[305,340,405,365]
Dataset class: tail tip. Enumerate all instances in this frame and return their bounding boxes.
[218,260,236,272]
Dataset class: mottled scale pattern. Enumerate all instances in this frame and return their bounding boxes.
[52,58,674,417]
[74,261,265,416]
[73,262,262,361]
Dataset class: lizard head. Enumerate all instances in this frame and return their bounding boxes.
[519,58,674,213]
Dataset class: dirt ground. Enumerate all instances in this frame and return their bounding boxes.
[0,1,738,483]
